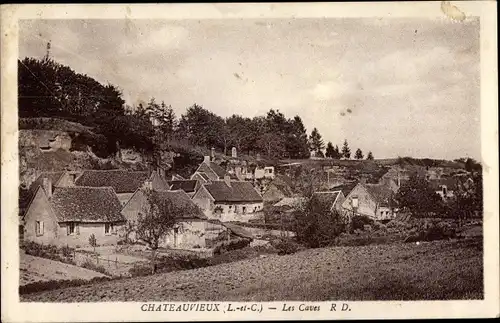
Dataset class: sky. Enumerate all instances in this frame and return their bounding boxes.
[19,18,481,160]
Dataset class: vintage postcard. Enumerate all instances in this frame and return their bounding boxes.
[1,2,498,322]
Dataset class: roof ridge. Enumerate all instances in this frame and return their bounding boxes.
[57,185,116,190]
[81,169,149,173]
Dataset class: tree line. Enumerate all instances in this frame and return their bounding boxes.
[19,56,373,161]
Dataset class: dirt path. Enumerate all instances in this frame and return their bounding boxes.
[20,253,108,286]
[21,239,482,302]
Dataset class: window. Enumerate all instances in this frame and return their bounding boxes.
[68,222,75,235]
[234,205,239,213]
[442,185,447,195]
[352,197,359,208]
[35,221,44,236]
[254,207,257,212]
[105,223,113,235]
[242,206,247,214]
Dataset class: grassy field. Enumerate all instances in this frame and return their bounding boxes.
[21,237,482,302]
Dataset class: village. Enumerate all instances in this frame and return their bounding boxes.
[19,137,483,300]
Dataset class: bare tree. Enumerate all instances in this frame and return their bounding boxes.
[136,189,201,274]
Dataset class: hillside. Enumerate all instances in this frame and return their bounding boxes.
[21,238,482,302]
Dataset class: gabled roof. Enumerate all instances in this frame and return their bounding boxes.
[364,183,395,207]
[143,189,206,220]
[50,187,125,222]
[28,171,65,196]
[75,170,150,193]
[312,191,343,209]
[203,181,263,203]
[198,172,210,181]
[167,180,198,193]
[171,174,185,180]
[330,182,357,197]
[273,197,307,208]
[207,161,228,178]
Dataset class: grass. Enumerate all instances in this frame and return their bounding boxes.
[21,237,482,302]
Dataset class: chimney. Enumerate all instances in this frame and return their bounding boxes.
[42,177,52,198]
[203,155,210,164]
[224,175,231,187]
[210,147,215,161]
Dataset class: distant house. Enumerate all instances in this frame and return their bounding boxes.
[121,188,212,249]
[342,182,397,221]
[167,180,201,197]
[23,185,125,247]
[192,177,264,222]
[191,156,231,181]
[429,177,458,200]
[75,170,168,205]
[312,191,346,215]
[262,175,294,204]
[254,166,275,180]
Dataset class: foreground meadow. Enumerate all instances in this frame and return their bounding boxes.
[22,237,482,302]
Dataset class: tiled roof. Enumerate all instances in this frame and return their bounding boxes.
[204,181,263,203]
[198,172,210,181]
[331,182,357,196]
[146,189,206,220]
[208,162,228,178]
[50,187,125,222]
[365,184,395,207]
[167,180,198,193]
[75,170,150,193]
[313,191,341,209]
[29,171,65,195]
[273,197,307,208]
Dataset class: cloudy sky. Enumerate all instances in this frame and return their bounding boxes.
[19,18,480,160]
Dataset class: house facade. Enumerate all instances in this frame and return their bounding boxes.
[121,188,213,249]
[429,177,458,200]
[262,175,294,204]
[23,184,125,247]
[191,156,230,181]
[342,182,397,221]
[192,178,264,222]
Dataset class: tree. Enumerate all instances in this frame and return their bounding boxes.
[136,189,202,273]
[333,145,341,159]
[355,148,364,160]
[341,139,351,159]
[88,234,97,254]
[308,128,325,156]
[447,173,483,226]
[293,194,348,248]
[395,174,444,217]
[325,142,335,158]
[366,151,374,160]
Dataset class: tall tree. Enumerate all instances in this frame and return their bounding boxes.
[333,145,341,159]
[325,142,335,158]
[366,151,374,160]
[285,116,310,159]
[309,128,325,156]
[395,174,444,217]
[341,139,351,159]
[355,148,364,160]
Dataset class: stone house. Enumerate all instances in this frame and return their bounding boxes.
[23,182,125,247]
[75,169,168,205]
[192,177,264,222]
[429,177,458,200]
[167,179,201,197]
[191,156,231,182]
[121,188,215,249]
[312,190,346,215]
[262,175,294,204]
[254,166,275,180]
[342,182,397,221]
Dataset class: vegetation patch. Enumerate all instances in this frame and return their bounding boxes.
[21,241,75,265]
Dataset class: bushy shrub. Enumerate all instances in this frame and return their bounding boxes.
[270,238,300,255]
[81,259,109,275]
[209,244,279,266]
[350,215,375,233]
[213,238,251,255]
[19,276,111,295]
[22,241,75,265]
[128,263,152,277]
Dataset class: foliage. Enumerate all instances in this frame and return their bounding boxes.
[395,174,445,217]
[213,237,251,255]
[355,148,364,160]
[88,234,97,248]
[129,253,211,277]
[21,241,75,265]
[19,276,111,295]
[445,173,483,226]
[349,215,375,233]
[308,127,325,156]
[270,238,301,255]
[366,151,374,160]
[341,139,351,159]
[81,259,109,275]
[293,195,348,248]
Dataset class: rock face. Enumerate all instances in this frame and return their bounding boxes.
[19,130,72,152]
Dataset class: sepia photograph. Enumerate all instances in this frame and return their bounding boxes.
[1,2,498,321]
